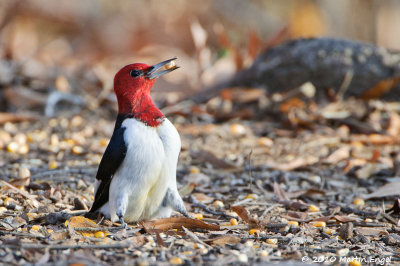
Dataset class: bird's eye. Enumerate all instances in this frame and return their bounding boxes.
[130,70,141,78]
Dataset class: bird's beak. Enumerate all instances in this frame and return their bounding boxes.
[146,57,179,80]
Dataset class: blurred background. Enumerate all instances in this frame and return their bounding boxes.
[0,0,399,117]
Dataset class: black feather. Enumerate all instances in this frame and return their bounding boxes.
[86,114,128,214]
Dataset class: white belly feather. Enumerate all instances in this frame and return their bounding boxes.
[100,118,181,222]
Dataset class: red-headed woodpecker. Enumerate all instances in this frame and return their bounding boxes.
[87,58,188,228]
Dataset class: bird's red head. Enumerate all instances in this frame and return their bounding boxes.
[113,58,178,127]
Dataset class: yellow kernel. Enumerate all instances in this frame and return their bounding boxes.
[245,193,258,200]
[288,221,299,227]
[249,228,260,235]
[229,124,246,136]
[32,225,40,231]
[309,221,326,228]
[194,213,203,220]
[99,138,108,147]
[308,205,320,212]
[26,213,39,221]
[182,251,192,255]
[230,218,238,226]
[353,197,365,207]
[6,142,19,153]
[213,200,224,208]
[164,60,176,70]
[4,197,15,206]
[364,218,373,223]
[258,137,273,147]
[94,231,105,238]
[266,238,278,244]
[72,146,84,155]
[323,228,335,235]
[349,259,362,266]
[169,257,183,265]
[18,143,29,154]
[189,166,200,174]
[47,229,54,233]
[48,160,58,169]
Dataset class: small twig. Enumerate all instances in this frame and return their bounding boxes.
[381,212,398,226]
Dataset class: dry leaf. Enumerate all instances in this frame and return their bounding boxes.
[363,182,400,199]
[324,146,350,164]
[231,206,260,228]
[333,215,362,223]
[273,182,289,201]
[142,217,220,231]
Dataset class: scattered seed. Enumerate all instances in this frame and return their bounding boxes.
[309,221,326,228]
[230,218,238,226]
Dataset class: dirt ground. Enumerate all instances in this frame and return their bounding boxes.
[1,92,400,265]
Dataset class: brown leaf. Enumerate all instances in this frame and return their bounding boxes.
[0,112,37,124]
[333,215,362,223]
[267,156,319,171]
[363,182,400,199]
[205,235,241,246]
[155,231,166,247]
[324,146,350,164]
[231,205,260,227]
[273,182,289,201]
[285,211,308,221]
[142,217,220,231]
[190,150,238,169]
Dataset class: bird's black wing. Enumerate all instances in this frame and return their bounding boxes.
[87,115,128,214]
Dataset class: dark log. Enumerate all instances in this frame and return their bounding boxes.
[193,38,400,102]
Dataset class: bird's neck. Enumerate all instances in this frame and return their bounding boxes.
[118,92,165,127]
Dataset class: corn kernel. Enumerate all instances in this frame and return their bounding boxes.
[4,197,15,206]
[27,213,39,221]
[349,259,362,266]
[288,221,299,227]
[258,137,273,147]
[309,221,326,227]
[94,231,105,238]
[364,218,373,223]
[230,218,238,226]
[229,124,246,136]
[164,60,176,70]
[72,146,84,155]
[182,251,192,255]
[213,200,224,208]
[308,205,320,212]
[6,142,19,153]
[189,166,200,174]
[194,213,203,220]
[266,238,278,244]
[48,160,58,169]
[249,228,260,235]
[18,144,29,154]
[32,225,40,231]
[245,193,258,200]
[169,257,183,265]
[323,228,335,235]
[353,197,365,207]
[99,138,108,147]
[47,229,54,233]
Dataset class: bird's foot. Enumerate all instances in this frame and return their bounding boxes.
[110,216,131,231]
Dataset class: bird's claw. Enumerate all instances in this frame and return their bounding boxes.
[110,217,131,231]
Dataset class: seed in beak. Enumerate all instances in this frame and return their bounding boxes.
[164,60,176,70]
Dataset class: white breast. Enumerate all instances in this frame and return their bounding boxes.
[102,118,181,222]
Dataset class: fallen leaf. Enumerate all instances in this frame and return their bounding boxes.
[273,182,289,201]
[142,217,220,231]
[190,150,238,169]
[363,182,400,199]
[231,206,260,228]
[333,215,362,223]
[324,146,350,164]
